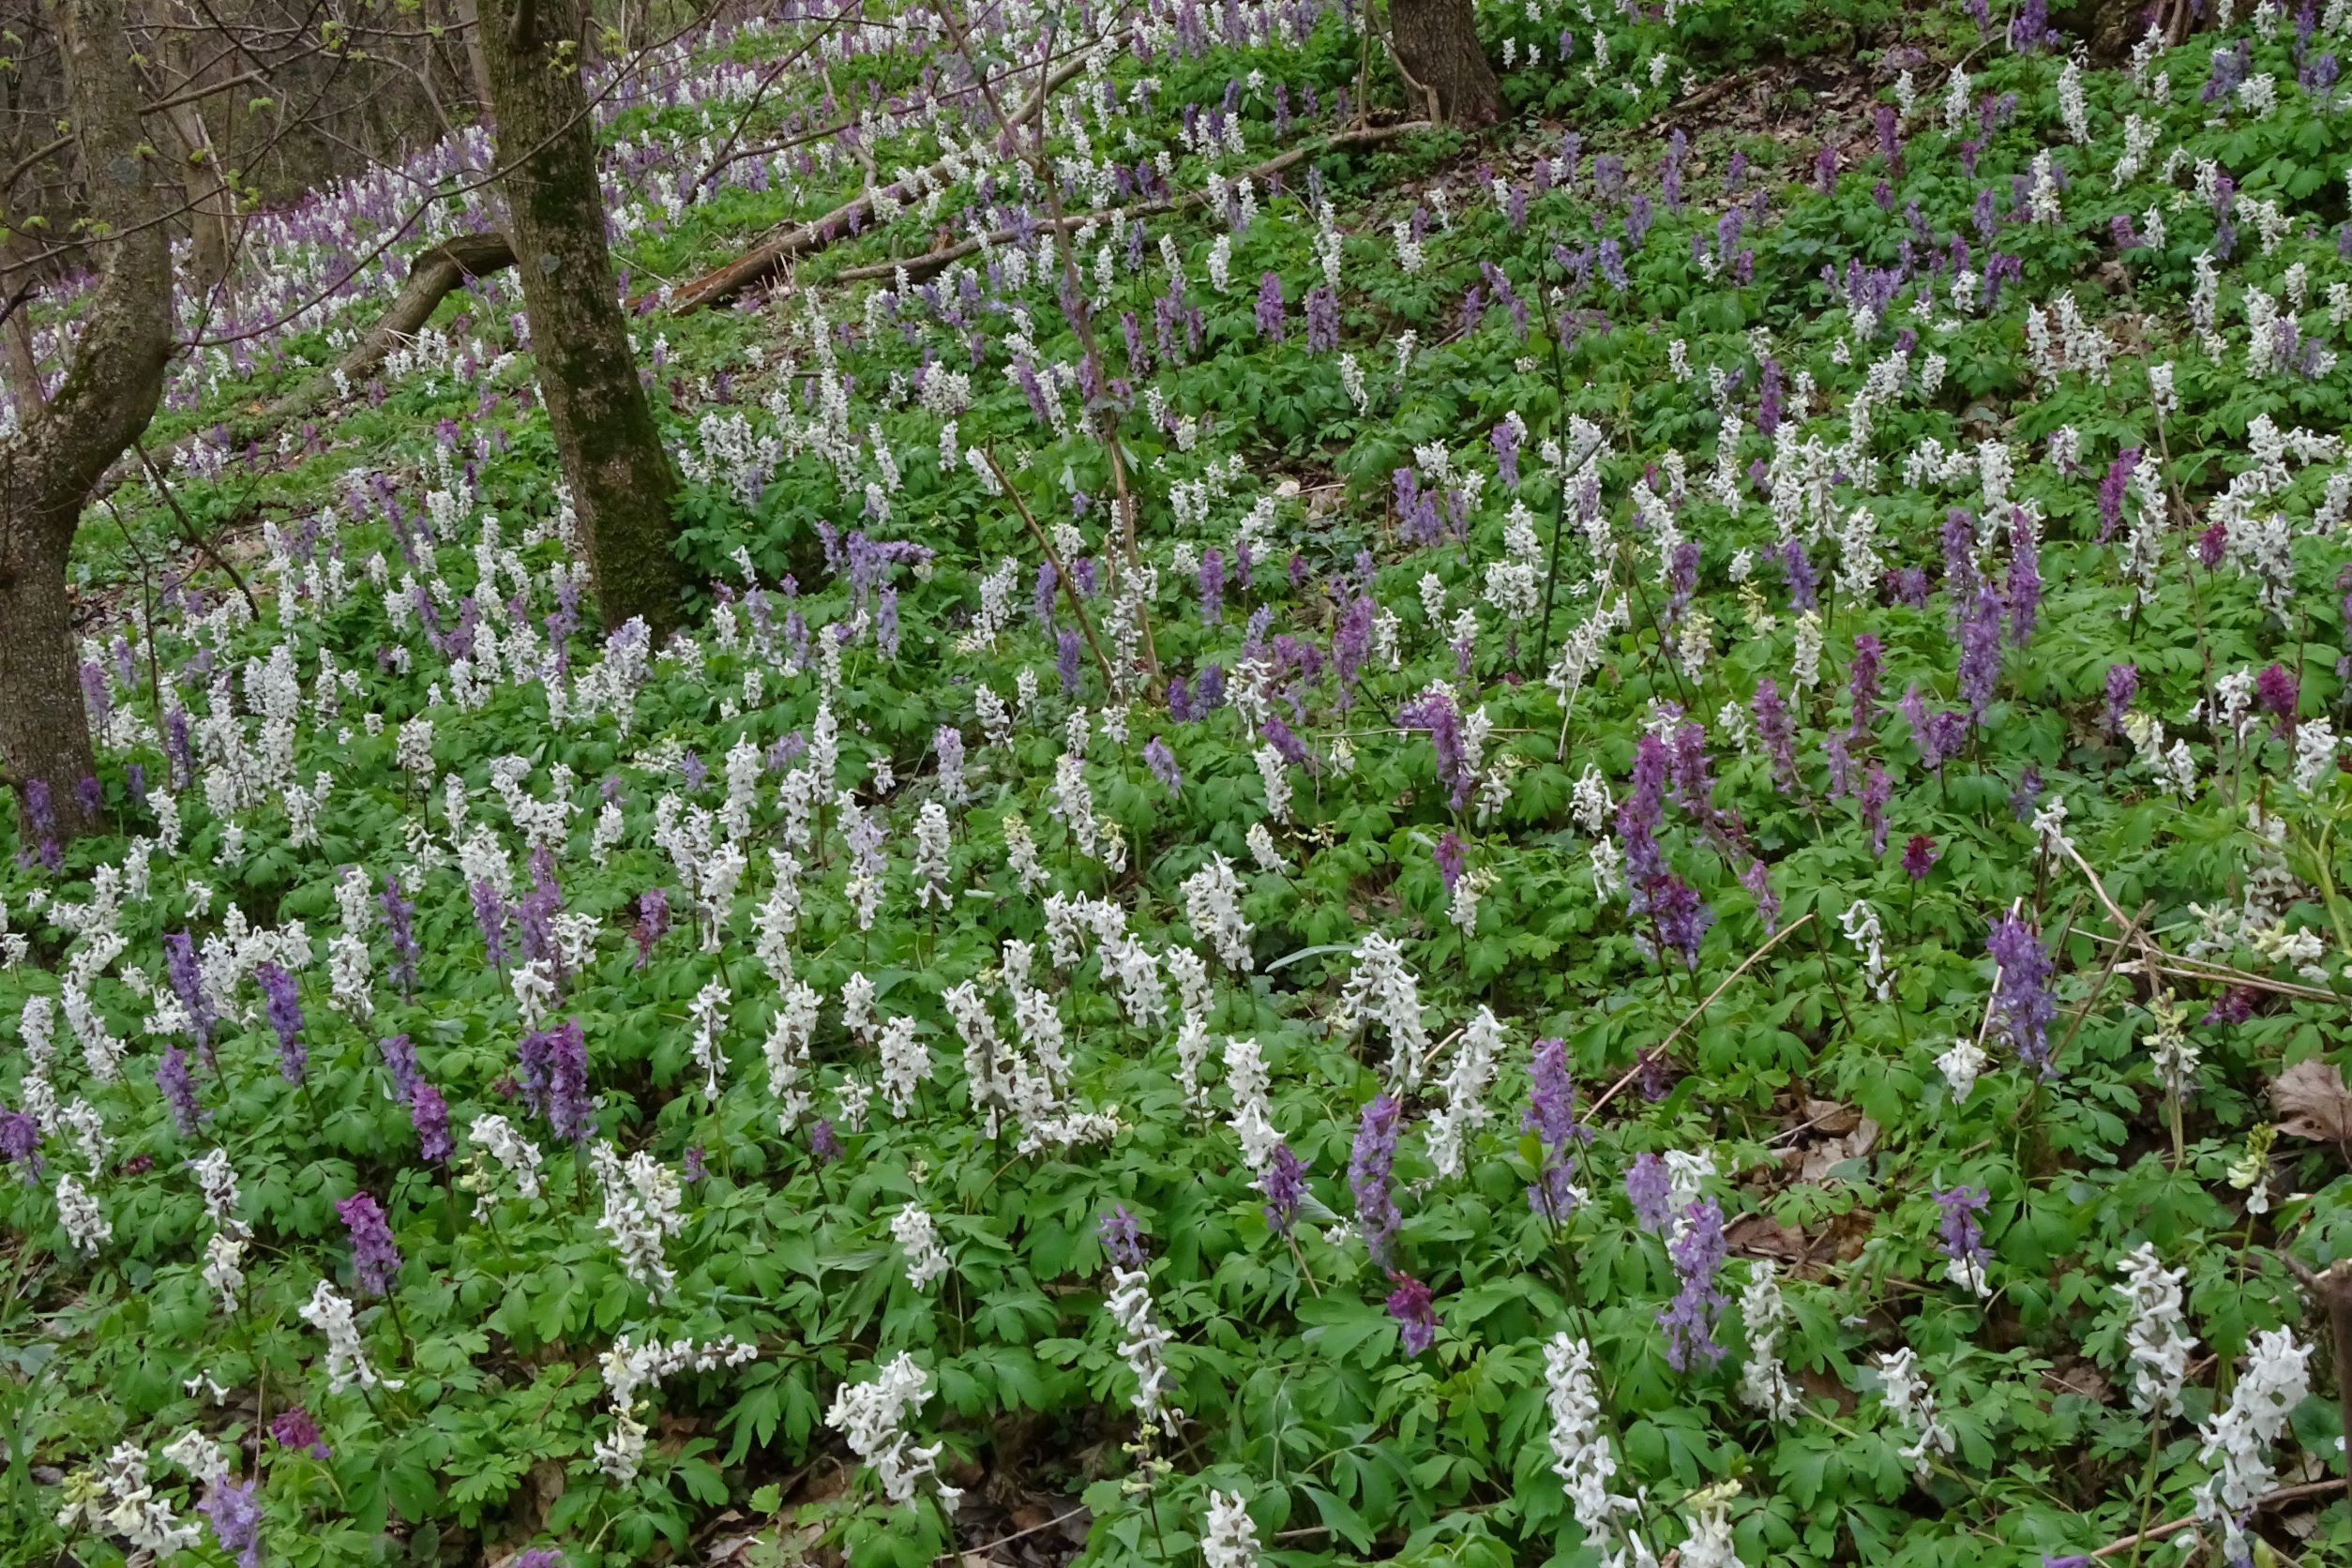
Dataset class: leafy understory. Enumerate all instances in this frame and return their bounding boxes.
[9,0,2352,1565]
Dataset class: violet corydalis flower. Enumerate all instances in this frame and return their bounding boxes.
[1986,912,2058,1076]
[201,1478,263,1568]
[1659,1198,1730,1371]
[336,1191,401,1297]
[397,1070,449,1160]
[1385,1272,1438,1356]
[256,963,307,1084]
[270,1409,329,1459]
[1349,1093,1403,1264]
[1098,1205,1147,1268]
[1144,736,1182,794]
[2103,663,2138,735]
[1934,1184,1992,1293]
[1625,1152,1672,1233]
[158,1046,203,1136]
[1261,1141,1308,1233]
[164,931,217,1057]
[1903,834,1940,882]
[517,1017,592,1142]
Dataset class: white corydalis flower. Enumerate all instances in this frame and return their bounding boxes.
[1738,1261,1802,1423]
[893,1202,949,1290]
[1201,1490,1262,1568]
[1544,1334,1650,1560]
[1334,932,1430,1089]
[2114,1244,2195,1417]
[299,1280,402,1392]
[1425,1007,1504,1179]
[2194,1327,2312,1563]
[1876,1348,1953,1481]
[1183,854,1254,971]
[826,1352,960,1511]
[589,1140,686,1292]
[1107,1259,1182,1436]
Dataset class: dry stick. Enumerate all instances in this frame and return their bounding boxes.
[670,46,1097,309]
[2055,835,2347,1005]
[1586,912,1816,1120]
[830,119,1435,284]
[2088,1477,2341,1560]
[132,440,261,620]
[2046,899,2155,1073]
[982,445,1116,688]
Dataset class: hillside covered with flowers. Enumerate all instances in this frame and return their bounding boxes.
[8,0,2352,1564]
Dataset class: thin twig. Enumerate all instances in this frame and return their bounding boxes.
[1588,912,1816,1119]
[982,446,1116,690]
[2088,1477,2340,1559]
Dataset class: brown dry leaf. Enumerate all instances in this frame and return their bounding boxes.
[2271,1059,2352,1142]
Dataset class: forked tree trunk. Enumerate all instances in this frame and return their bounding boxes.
[476,0,686,642]
[0,0,173,842]
[1390,0,1502,127]
[152,1,238,297]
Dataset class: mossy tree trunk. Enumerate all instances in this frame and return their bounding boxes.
[0,0,173,842]
[1390,0,1502,127]
[476,0,686,643]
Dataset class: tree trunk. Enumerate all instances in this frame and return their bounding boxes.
[1389,0,1502,128]
[476,0,686,642]
[151,2,238,298]
[0,0,173,843]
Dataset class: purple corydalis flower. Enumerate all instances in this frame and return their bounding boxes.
[1350,1094,1403,1264]
[809,1119,843,1163]
[1058,630,1082,696]
[380,1033,418,1101]
[1400,691,1475,811]
[1434,830,1466,894]
[1861,762,1892,857]
[2256,662,2299,727]
[412,1081,453,1164]
[517,1018,592,1142]
[201,1477,263,1568]
[1260,1141,1308,1232]
[0,1107,38,1179]
[2011,765,2043,822]
[2103,663,2138,734]
[1199,547,1225,625]
[1780,538,1817,611]
[1385,1272,1438,1356]
[1903,834,1940,882]
[1253,271,1285,339]
[164,931,216,1055]
[336,1191,401,1297]
[1144,736,1182,793]
[1957,587,2003,720]
[256,963,307,1084]
[158,1047,203,1136]
[1987,912,2058,1075]
[1848,635,1883,738]
[1098,1205,1148,1268]
[1752,678,1800,792]
[1625,1152,1672,1233]
[1492,420,1522,489]
[380,877,418,999]
[2007,516,2041,646]
[1934,1184,1992,1279]
[271,1409,330,1459]
[471,880,509,969]
[631,887,671,969]
[1659,1198,1730,1371]
[1525,1038,1589,1220]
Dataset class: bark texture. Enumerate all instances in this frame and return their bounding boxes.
[476,0,686,641]
[1390,0,1502,128]
[0,0,173,840]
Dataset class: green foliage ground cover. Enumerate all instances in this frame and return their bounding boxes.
[11,0,2352,1565]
